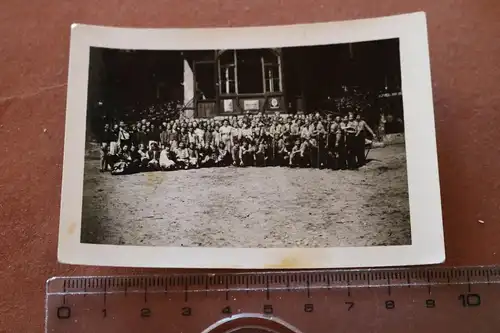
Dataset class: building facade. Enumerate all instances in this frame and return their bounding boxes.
[182,48,296,118]
[87,40,403,122]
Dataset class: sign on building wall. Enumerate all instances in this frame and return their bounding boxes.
[223,99,233,112]
[269,97,280,109]
[243,99,260,111]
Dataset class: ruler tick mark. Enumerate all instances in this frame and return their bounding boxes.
[103,283,107,307]
[62,280,67,305]
[347,275,351,297]
[427,271,431,295]
[266,278,270,300]
[225,279,229,301]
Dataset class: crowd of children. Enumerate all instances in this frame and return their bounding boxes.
[98,111,376,175]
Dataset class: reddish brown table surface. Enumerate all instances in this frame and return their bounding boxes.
[1,0,500,331]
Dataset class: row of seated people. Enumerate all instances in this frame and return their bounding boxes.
[101,134,364,175]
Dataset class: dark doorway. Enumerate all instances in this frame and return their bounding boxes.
[195,62,216,100]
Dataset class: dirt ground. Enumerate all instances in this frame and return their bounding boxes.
[81,143,411,247]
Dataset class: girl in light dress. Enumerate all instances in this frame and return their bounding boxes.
[219,120,233,153]
[147,142,161,171]
[194,122,205,147]
[159,145,176,170]
[300,122,312,140]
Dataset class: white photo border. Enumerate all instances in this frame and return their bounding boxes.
[58,12,445,269]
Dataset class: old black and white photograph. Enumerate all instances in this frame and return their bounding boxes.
[59,14,444,268]
[82,41,410,248]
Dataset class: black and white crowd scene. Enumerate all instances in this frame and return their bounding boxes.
[97,109,396,176]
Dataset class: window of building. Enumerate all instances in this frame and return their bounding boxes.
[218,50,237,94]
[263,61,281,93]
[261,50,282,93]
[217,49,282,96]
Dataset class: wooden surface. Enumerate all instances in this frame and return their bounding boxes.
[0,0,499,331]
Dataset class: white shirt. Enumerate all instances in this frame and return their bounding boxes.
[220,125,232,140]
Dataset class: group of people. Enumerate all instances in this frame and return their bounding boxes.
[98,111,376,175]
[99,100,182,126]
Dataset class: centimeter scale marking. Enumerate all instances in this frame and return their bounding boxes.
[46,266,500,333]
[52,266,497,293]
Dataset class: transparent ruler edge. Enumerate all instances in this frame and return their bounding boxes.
[46,266,500,333]
[46,265,500,295]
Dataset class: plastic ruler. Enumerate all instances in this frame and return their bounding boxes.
[46,266,500,332]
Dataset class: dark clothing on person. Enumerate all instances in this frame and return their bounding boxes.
[118,128,131,148]
[137,131,148,146]
[204,131,214,146]
[160,130,168,146]
[100,129,113,144]
[356,132,367,167]
[148,130,160,143]
[179,133,189,145]
[147,150,161,161]
[309,141,319,168]
[345,133,357,169]
[240,148,254,166]
[109,129,119,143]
[111,151,133,175]
[167,131,179,143]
